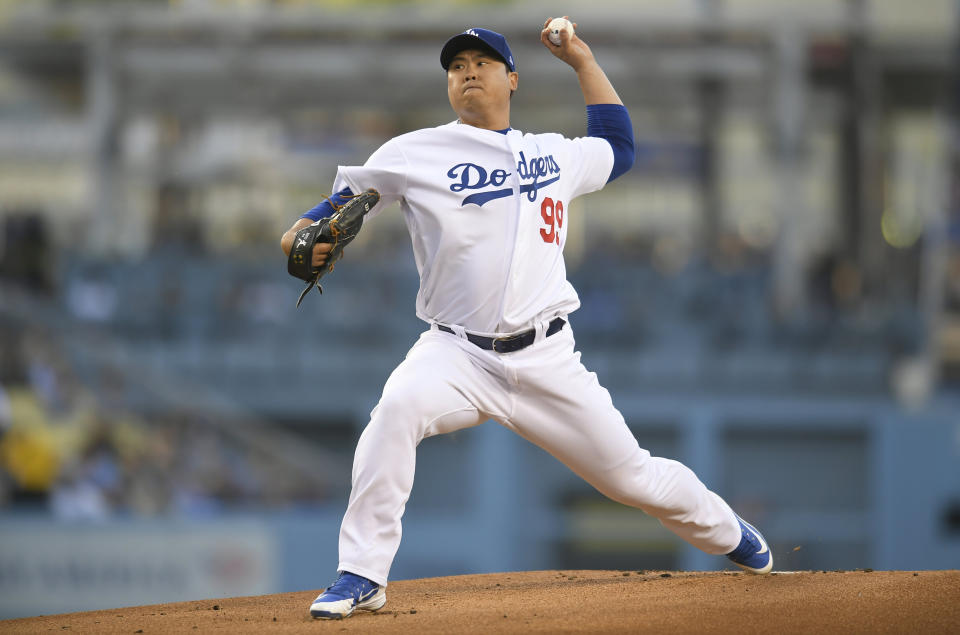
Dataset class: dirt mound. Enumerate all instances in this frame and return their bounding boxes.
[2,569,958,634]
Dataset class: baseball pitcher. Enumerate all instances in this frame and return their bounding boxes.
[280,18,773,620]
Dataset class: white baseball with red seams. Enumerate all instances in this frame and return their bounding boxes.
[548,17,574,46]
[328,119,743,587]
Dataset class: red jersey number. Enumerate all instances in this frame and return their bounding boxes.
[539,197,564,246]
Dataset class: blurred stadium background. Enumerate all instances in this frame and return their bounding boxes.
[1,0,959,619]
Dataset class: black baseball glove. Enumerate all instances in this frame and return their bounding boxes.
[287,188,380,307]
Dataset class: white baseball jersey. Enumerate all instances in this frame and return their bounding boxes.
[332,121,614,336]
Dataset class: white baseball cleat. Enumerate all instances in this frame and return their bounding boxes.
[309,571,386,619]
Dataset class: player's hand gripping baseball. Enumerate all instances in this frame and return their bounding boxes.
[540,16,623,106]
[540,17,594,71]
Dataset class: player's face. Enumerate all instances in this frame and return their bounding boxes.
[446,49,519,125]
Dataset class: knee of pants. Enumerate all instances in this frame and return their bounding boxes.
[595,454,690,513]
[369,382,466,444]
[595,468,648,508]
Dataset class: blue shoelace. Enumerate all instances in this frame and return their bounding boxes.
[323,572,375,601]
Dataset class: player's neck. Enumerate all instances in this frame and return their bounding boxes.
[457,111,510,131]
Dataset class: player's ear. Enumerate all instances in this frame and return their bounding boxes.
[508,71,518,91]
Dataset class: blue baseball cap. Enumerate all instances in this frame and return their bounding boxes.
[440,27,516,72]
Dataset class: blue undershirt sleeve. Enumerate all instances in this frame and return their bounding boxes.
[300,187,355,221]
[586,104,635,182]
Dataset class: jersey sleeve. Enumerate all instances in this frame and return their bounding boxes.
[564,135,615,200]
[332,139,408,219]
[586,104,635,182]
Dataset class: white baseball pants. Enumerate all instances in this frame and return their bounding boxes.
[338,322,742,586]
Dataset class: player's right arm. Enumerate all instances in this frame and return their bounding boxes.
[541,17,635,183]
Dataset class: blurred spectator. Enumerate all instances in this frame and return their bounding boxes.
[0,382,11,435]
[0,213,53,294]
[49,469,111,521]
[811,252,863,314]
[946,251,960,312]
[0,382,11,506]
[66,270,118,323]
[51,421,130,520]
[0,389,60,508]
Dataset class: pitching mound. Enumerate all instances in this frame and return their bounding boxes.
[2,569,958,633]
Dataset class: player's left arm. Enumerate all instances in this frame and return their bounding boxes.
[541,17,635,182]
[280,188,355,267]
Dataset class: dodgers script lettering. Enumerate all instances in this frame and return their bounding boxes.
[447,152,561,207]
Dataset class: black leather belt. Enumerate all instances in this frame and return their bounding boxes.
[438,317,565,354]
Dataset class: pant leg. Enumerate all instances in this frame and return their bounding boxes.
[504,326,741,555]
[338,331,510,586]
